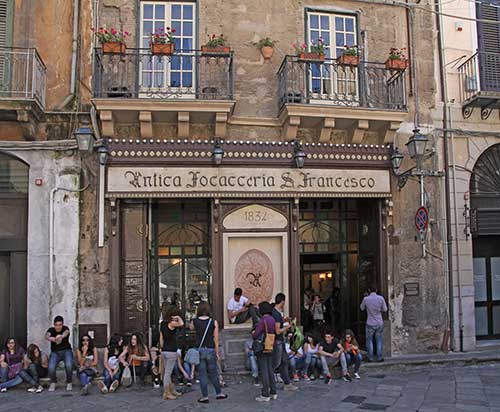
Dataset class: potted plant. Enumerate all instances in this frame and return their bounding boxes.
[385,47,407,70]
[251,37,277,60]
[150,27,176,55]
[202,34,231,54]
[294,39,326,61]
[337,45,359,66]
[92,26,129,54]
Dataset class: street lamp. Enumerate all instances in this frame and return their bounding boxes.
[406,130,428,161]
[73,126,95,153]
[212,139,224,166]
[98,142,109,166]
[294,140,306,168]
[390,147,404,172]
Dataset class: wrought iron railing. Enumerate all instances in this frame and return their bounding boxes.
[458,51,500,104]
[277,55,406,111]
[0,48,46,108]
[94,48,234,100]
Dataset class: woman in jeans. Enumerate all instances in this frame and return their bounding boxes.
[0,338,39,393]
[24,344,48,393]
[99,334,124,393]
[340,329,362,379]
[76,335,99,395]
[189,302,228,404]
[252,301,277,402]
[160,305,184,400]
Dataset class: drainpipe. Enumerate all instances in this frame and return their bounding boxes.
[436,0,460,352]
[59,0,80,109]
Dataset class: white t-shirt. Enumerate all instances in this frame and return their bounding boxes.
[227,296,249,322]
[285,343,303,359]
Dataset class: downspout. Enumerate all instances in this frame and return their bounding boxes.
[436,0,458,351]
[59,0,80,110]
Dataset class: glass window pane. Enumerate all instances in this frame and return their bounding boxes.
[183,38,193,50]
[143,21,153,36]
[142,72,152,88]
[320,15,329,29]
[474,258,487,302]
[322,32,330,46]
[183,21,193,36]
[183,5,193,20]
[182,56,193,70]
[491,257,500,300]
[346,18,354,32]
[154,22,164,33]
[346,34,355,46]
[171,55,181,70]
[336,33,344,47]
[475,306,488,336]
[182,72,192,87]
[159,259,182,315]
[142,37,150,48]
[311,30,319,42]
[493,305,500,334]
[170,72,181,87]
[154,72,163,88]
[172,4,182,19]
[155,4,165,19]
[335,17,344,31]
[0,153,28,194]
[310,14,319,29]
[143,4,153,19]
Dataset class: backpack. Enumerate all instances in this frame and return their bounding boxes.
[289,322,304,353]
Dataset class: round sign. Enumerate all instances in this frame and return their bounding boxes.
[415,207,429,232]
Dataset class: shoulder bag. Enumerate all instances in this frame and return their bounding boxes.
[185,318,212,366]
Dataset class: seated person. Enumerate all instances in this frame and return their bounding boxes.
[244,339,259,386]
[119,333,151,385]
[340,329,362,380]
[302,334,321,381]
[227,288,259,327]
[173,348,194,386]
[24,344,48,393]
[285,333,304,382]
[46,315,74,392]
[100,334,124,393]
[76,334,98,395]
[0,338,39,393]
[150,343,162,389]
[318,330,349,383]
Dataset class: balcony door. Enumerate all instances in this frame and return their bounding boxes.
[306,12,358,104]
[476,0,500,92]
[139,1,196,98]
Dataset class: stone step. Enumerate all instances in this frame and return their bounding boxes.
[221,326,252,372]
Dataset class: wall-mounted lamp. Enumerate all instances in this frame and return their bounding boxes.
[213,139,224,166]
[98,140,109,166]
[73,126,95,153]
[293,139,306,168]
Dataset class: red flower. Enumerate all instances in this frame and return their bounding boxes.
[171,28,176,33]
[124,31,129,36]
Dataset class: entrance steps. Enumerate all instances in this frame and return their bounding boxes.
[220,326,252,372]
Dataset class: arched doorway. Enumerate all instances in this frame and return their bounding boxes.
[0,152,28,347]
[471,143,500,340]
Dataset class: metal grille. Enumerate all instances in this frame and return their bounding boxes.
[471,144,500,196]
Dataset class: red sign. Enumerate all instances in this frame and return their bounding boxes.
[415,207,429,232]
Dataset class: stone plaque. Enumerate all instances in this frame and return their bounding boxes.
[223,205,287,230]
[404,282,420,296]
[234,248,274,304]
[107,167,391,197]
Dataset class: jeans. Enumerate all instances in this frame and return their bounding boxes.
[161,351,177,387]
[79,369,95,386]
[234,305,261,328]
[26,363,47,384]
[246,352,258,378]
[289,356,304,374]
[272,341,291,385]
[104,368,122,388]
[174,361,192,382]
[198,348,221,398]
[345,352,362,373]
[320,352,347,376]
[366,324,384,361]
[131,361,150,383]
[0,368,38,389]
[48,349,74,383]
[257,352,276,398]
[303,353,320,375]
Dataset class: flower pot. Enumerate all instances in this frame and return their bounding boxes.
[260,46,274,60]
[102,42,126,54]
[151,43,174,55]
[385,58,407,70]
[337,54,359,66]
[298,52,325,61]
[201,45,231,55]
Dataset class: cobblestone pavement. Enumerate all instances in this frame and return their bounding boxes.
[0,363,499,412]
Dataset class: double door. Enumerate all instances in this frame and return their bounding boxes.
[474,252,500,339]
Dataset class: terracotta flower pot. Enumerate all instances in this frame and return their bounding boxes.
[337,54,359,66]
[260,46,274,60]
[385,58,407,70]
[298,52,325,61]
[102,42,126,54]
[151,43,174,55]
[201,45,231,55]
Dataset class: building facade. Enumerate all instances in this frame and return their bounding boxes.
[0,0,454,362]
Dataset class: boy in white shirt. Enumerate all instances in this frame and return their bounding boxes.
[227,288,260,327]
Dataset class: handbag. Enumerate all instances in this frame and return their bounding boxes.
[8,362,22,380]
[252,317,275,354]
[186,318,212,366]
[121,365,132,387]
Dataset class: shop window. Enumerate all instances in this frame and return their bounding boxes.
[0,152,28,194]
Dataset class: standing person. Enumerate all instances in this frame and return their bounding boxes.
[227,288,259,327]
[46,315,74,391]
[311,294,325,334]
[272,293,298,391]
[340,330,362,379]
[244,339,259,386]
[160,305,184,400]
[0,338,38,392]
[24,344,48,392]
[360,286,388,362]
[100,334,124,393]
[76,335,98,395]
[189,302,228,404]
[252,301,277,402]
[119,333,151,385]
[319,330,350,383]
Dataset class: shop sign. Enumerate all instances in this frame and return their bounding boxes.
[107,167,391,197]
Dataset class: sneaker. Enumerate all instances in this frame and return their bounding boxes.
[66,383,73,391]
[303,374,310,381]
[216,393,228,400]
[198,397,209,403]
[319,375,324,380]
[354,372,361,379]
[80,384,89,396]
[186,381,192,387]
[27,387,37,393]
[48,383,56,392]
[284,383,298,391]
[109,380,119,393]
[270,393,278,400]
[293,373,300,382]
[325,375,332,384]
[153,383,160,389]
[275,373,284,384]
[310,375,316,381]
[98,381,108,394]
[36,386,44,393]
[255,395,271,402]
[253,377,259,386]
[342,374,352,382]
[0,388,6,393]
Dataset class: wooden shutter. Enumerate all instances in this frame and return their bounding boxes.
[0,0,13,88]
[477,0,500,91]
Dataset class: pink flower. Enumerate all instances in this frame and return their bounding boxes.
[171,28,176,33]
[124,31,129,36]
[302,43,307,48]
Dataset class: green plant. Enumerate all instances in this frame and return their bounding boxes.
[151,27,176,45]
[310,38,326,55]
[251,37,277,48]
[389,47,406,60]
[91,26,129,43]
[342,45,359,56]
[205,34,226,48]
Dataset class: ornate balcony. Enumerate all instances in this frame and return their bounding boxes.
[277,55,407,143]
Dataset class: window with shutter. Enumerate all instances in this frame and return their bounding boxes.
[0,0,13,90]
[476,0,500,91]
